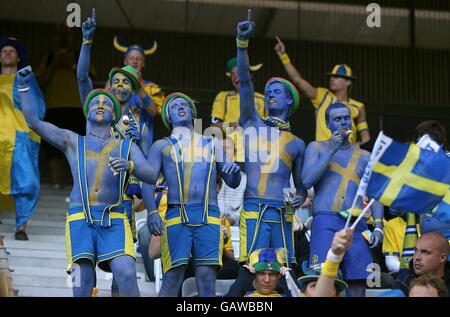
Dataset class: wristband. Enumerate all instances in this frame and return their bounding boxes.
[236,38,249,48]
[18,86,30,92]
[279,53,291,65]
[357,121,368,132]
[83,39,93,45]
[321,258,340,278]
[374,228,384,235]
[373,219,383,224]
[129,160,135,174]
[147,210,159,218]
[326,248,344,263]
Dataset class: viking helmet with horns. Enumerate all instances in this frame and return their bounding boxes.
[113,36,158,57]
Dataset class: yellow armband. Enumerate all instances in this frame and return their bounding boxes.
[321,258,340,278]
[279,53,291,65]
[236,38,249,48]
[357,121,369,131]
[129,160,135,174]
[82,39,93,45]
[147,210,159,218]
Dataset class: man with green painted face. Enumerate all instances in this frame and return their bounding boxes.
[16,66,157,297]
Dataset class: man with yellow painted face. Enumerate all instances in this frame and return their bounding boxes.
[224,11,307,297]
[76,9,156,245]
[110,92,242,296]
[301,102,384,297]
[16,66,157,297]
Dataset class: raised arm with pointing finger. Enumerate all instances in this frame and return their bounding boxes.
[77,8,96,105]
[274,36,370,144]
[274,36,317,100]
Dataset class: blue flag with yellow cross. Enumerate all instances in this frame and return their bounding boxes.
[433,189,450,223]
[365,133,450,213]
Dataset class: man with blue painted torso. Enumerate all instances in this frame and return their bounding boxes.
[225,11,307,297]
[302,102,384,297]
[16,66,158,297]
[76,10,156,248]
[119,92,242,296]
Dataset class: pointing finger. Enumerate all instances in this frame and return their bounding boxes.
[92,8,96,23]
[247,9,252,22]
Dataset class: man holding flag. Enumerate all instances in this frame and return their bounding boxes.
[0,38,45,240]
[302,102,384,297]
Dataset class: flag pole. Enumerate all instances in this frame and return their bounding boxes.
[351,199,375,230]
[344,194,360,229]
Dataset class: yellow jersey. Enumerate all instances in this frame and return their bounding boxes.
[211,91,266,126]
[382,217,406,257]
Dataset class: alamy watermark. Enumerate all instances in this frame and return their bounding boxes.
[367,3,381,28]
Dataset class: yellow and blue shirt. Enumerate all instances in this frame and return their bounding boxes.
[211,91,266,126]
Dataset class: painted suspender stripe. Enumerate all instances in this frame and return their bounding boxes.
[76,135,132,227]
[165,136,215,225]
[102,138,132,226]
[76,135,93,224]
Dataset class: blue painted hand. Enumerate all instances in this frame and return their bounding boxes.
[369,228,383,248]
[16,66,34,88]
[221,162,240,174]
[237,9,255,40]
[329,131,344,152]
[147,212,164,236]
[108,157,130,173]
[291,195,305,210]
[125,118,141,141]
[82,8,96,40]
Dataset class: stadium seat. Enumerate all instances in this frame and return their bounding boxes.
[181,277,236,297]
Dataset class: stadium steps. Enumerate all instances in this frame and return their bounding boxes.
[0,184,156,297]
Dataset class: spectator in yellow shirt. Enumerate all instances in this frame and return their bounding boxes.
[274,37,370,145]
[210,57,266,162]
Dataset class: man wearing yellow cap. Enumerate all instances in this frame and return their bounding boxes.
[274,37,370,145]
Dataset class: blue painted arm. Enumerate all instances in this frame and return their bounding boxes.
[77,8,96,105]
[237,11,258,127]
[369,200,384,248]
[141,183,157,213]
[215,138,241,189]
[292,139,307,200]
[128,142,162,185]
[17,67,74,152]
[301,142,336,189]
[77,44,93,105]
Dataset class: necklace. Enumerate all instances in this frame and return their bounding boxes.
[88,132,110,140]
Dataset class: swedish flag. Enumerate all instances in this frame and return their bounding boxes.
[366,139,450,213]
[0,73,45,228]
[433,188,450,224]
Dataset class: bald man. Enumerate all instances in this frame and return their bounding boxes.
[393,232,450,296]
